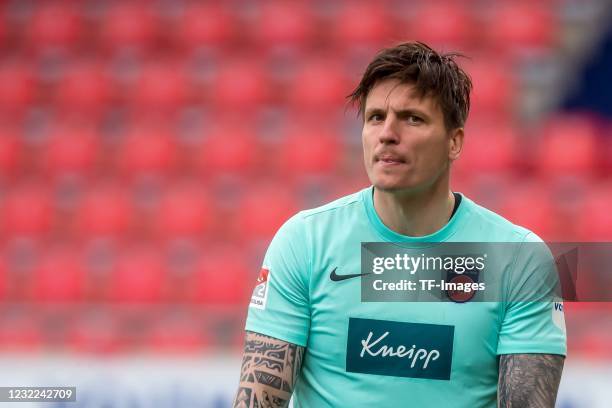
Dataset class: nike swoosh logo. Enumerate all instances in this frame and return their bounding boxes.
[329,267,371,282]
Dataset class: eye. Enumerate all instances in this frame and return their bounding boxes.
[368,113,384,122]
[407,115,423,124]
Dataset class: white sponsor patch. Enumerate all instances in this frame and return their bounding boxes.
[552,300,566,332]
[250,266,270,310]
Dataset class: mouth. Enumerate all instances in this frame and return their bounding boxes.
[375,154,406,165]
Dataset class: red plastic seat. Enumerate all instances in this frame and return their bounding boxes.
[191,246,250,305]
[277,124,340,178]
[237,184,299,241]
[0,247,6,301]
[154,184,213,240]
[210,59,269,109]
[129,61,188,113]
[55,60,111,116]
[498,184,554,238]
[456,121,517,174]
[487,3,555,54]
[0,63,35,114]
[117,124,177,179]
[576,188,612,241]
[287,58,348,111]
[0,313,42,351]
[31,247,84,302]
[41,122,100,179]
[0,132,21,180]
[75,185,132,239]
[464,60,513,119]
[410,3,476,51]
[27,2,82,51]
[177,3,236,48]
[99,3,156,52]
[197,124,259,176]
[332,1,391,49]
[538,115,597,178]
[109,246,166,303]
[254,1,315,51]
[1,184,54,239]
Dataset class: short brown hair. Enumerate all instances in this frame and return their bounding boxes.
[347,41,472,130]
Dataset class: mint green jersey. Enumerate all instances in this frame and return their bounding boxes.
[245,187,566,408]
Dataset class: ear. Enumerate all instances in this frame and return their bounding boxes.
[448,127,464,161]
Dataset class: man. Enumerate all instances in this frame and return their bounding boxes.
[233,42,566,407]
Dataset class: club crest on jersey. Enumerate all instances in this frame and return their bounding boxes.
[250,266,270,310]
[445,263,480,303]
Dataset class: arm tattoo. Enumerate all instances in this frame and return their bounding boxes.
[233,331,305,408]
[498,354,565,408]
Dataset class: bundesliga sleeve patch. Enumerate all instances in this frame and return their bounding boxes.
[250,266,270,310]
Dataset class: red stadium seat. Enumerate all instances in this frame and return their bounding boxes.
[1,184,54,239]
[486,3,556,54]
[332,1,391,49]
[153,183,213,240]
[197,124,259,177]
[130,61,188,113]
[0,63,35,114]
[74,184,132,239]
[209,59,269,109]
[117,124,178,179]
[0,132,21,180]
[26,2,82,52]
[410,3,476,51]
[538,115,597,178]
[464,60,513,119]
[0,247,6,301]
[0,313,42,351]
[191,246,250,305]
[576,188,612,241]
[287,58,348,112]
[31,247,84,302]
[498,184,554,238]
[99,3,156,52]
[55,60,111,117]
[276,124,340,178]
[456,121,518,174]
[177,3,235,49]
[109,246,166,303]
[254,1,315,51]
[237,184,299,241]
[41,122,100,179]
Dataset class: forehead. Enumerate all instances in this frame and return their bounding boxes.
[364,79,440,115]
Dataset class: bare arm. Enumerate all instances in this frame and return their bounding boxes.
[498,354,565,408]
[233,331,305,408]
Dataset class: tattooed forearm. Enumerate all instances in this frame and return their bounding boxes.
[234,331,305,408]
[498,354,564,408]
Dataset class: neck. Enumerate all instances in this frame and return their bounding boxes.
[373,177,455,237]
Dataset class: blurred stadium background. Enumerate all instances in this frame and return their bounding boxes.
[0,0,611,406]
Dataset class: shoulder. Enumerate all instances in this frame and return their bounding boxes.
[460,194,542,244]
[272,188,368,240]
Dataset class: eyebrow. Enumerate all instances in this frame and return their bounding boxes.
[364,107,430,121]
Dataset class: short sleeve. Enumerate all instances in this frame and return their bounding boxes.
[245,213,311,347]
[497,232,567,356]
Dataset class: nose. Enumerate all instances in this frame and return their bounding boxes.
[378,115,400,145]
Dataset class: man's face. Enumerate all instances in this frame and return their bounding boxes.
[362,78,460,193]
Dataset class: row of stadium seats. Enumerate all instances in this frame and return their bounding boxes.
[0,241,255,304]
[0,56,518,117]
[0,307,244,353]
[1,1,559,55]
